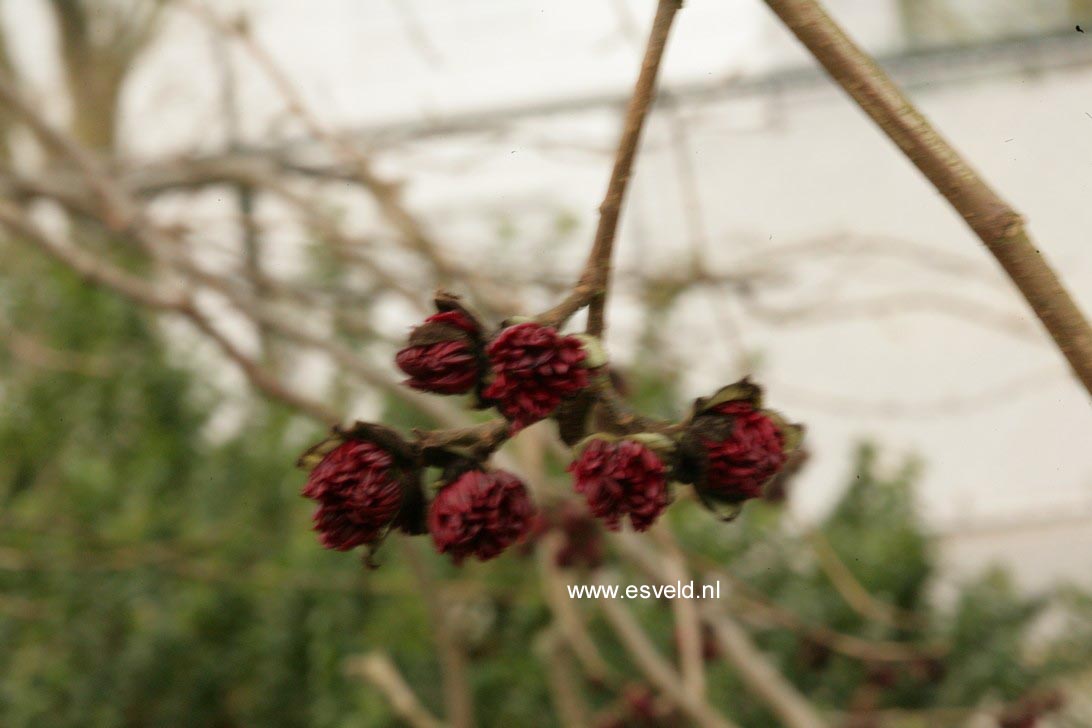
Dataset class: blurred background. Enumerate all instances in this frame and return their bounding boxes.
[2,0,1092,725]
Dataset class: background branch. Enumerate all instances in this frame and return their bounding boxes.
[763,0,1092,398]
[346,652,445,728]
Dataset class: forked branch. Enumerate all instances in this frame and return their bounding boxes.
[539,0,681,335]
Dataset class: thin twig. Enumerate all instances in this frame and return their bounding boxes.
[650,525,706,702]
[400,538,474,728]
[763,0,1092,397]
[534,627,591,728]
[0,79,469,428]
[539,0,681,334]
[346,651,446,728]
[0,200,339,424]
[0,70,135,229]
[596,581,739,728]
[615,532,943,663]
[613,532,827,728]
[536,533,616,684]
[801,525,921,629]
[768,365,1064,419]
[184,2,461,288]
[703,607,828,728]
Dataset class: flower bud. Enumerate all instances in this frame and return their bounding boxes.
[678,380,803,515]
[299,424,422,551]
[482,322,590,430]
[396,308,484,395]
[568,435,670,532]
[428,468,537,563]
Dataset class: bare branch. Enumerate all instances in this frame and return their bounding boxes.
[0,70,135,228]
[184,2,462,290]
[802,525,924,630]
[346,652,446,728]
[649,526,706,702]
[616,532,944,664]
[764,0,1092,397]
[702,606,827,728]
[0,200,339,424]
[400,539,474,728]
[536,533,616,684]
[596,582,739,728]
[769,366,1064,419]
[614,531,827,728]
[539,0,682,334]
[534,627,591,728]
[742,290,1039,342]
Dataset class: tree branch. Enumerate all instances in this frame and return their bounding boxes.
[534,627,591,728]
[596,585,738,728]
[346,651,446,728]
[763,0,1092,398]
[702,606,827,728]
[536,532,616,684]
[539,0,681,334]
[401,538,474,728]
[649,526,706,702]
[0,70,135,229]
[0,200,339,424]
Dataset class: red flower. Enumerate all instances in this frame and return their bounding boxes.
[700,401,785,501]
[302,440,404,551]
[483,322,588,429]
[396,310,482,395]
[429,469,536,563]
[569,438,668,532]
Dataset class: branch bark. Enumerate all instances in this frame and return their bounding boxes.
[650,526,706,702]
[596,586,739,728]
[347,652,446,728]
[763,0,1092,398]
[0,200,340,424]
[539,0,681,335]
[703,607,828,728]
[401,538,474,728]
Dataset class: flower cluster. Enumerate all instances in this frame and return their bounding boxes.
[301,424,536,563]
[395,298,593,430]
[676,380,802,517]
[297,289,802,569]
[566,379,802,533]
[699,400,786,501]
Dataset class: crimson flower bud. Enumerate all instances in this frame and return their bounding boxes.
[569,437,669,532]
[302,439,406,551]
[482,322,589,430]
[699,401,786,501]
[677,380,802,518]
[396,310,483,395]
[428,468,536,563]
